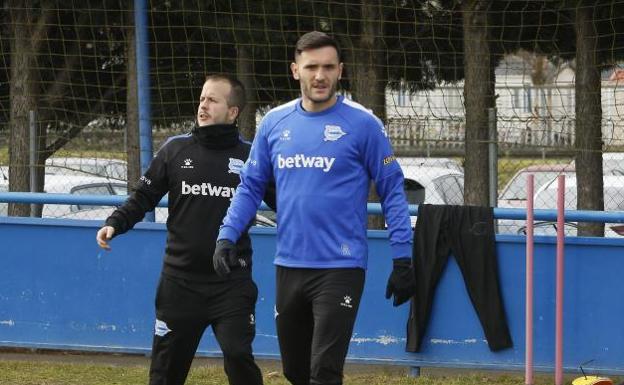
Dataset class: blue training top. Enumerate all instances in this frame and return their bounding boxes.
[219,95,412,269]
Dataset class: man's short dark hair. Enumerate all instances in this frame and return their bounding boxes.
[205,73,246,114]
[294,31,341,61]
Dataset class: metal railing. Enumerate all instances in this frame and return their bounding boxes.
[2,192,624,224]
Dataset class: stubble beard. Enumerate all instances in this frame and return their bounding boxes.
[304,81,337,105]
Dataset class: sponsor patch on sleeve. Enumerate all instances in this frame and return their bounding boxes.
[383,155,396,166]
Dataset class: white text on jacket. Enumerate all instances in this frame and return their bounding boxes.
[277,153,335,172]
[181,181,235,197]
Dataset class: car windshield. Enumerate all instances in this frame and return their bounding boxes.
[69,183,127,212]
[501,171,568,200]
[404,179,425,205]
[535,185,624,211]
[46,158,127,180]
[111,184,128,195]
[46,164,103,176]
[434,176,464,205]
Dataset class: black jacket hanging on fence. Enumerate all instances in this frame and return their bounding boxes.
[406,204,513,352]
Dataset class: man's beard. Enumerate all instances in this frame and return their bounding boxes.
[305,82,337,104]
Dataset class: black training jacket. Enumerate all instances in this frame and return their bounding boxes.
[105,123,275,282]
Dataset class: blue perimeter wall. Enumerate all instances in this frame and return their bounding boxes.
[0,216,623,374]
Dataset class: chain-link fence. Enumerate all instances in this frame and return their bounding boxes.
[1,1,623,234]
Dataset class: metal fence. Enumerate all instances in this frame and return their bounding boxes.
[1,1,623,236]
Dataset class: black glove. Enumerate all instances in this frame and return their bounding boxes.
[213,239,238,277]
[385,257,416,306]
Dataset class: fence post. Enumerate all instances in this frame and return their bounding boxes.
[29,110,37,217]
[488,107,498,209]
[135,0,154,222]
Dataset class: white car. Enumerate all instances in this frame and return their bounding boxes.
[397,163,464,227]
[0,165,7,181]
[397,157,463,172]
[45,157,127,181]
[57,206,169,223]
[498,163,575,209]
[0,167,7,216]
[59,203,274,227]
[40,174,169,221]
[1,169,273,226]
[39,174,128,218]
[568,152,624,175]
[399,164,464,206]
[510,175,624,237]
[0,173,126,219]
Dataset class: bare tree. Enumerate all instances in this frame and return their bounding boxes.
[574,1,604,236]
[462,0,493,206]
[6,1,127,216]
[7,1,51,216]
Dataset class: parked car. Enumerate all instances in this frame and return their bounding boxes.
[57,205,167,223]
[0,173,124,219]
[0,169,7,216]
[395,164,464,227]
[568,152,624,175]
[0,165,7,182]
[59,204,274,227]
[498,163,575,209]
[397,157,463,172]
[511,175,624,237]
[45,157,127,181]
[39,174,128,218]
[1,169,275,227]
[399,164,464,206]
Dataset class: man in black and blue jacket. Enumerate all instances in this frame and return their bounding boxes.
[96,74,274,385]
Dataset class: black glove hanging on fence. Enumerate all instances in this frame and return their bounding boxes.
[385,257,416,306]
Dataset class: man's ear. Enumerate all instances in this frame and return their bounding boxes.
[290,62,299,80]
[228,106,239,123]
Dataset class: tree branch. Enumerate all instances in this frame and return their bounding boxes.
[42,11,91,109]
[31,0,54,53]
[43,74,124,158]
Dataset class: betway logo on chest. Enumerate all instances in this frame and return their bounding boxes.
[181,181,235,197]
[277,154,335,172]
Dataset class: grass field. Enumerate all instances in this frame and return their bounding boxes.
[0,357,584,385]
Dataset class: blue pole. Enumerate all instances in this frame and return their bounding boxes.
[134,0,154,221]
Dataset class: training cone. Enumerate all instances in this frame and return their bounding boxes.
[572,376,613,385]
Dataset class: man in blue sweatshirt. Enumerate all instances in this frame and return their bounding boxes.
[213,32,415,385]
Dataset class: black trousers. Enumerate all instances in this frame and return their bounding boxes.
[275,267,365,385]
[148,274,263,385]
[407,204,513,352]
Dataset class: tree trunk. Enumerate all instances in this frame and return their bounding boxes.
[348,0,387,229]
[237,45,257,141]
[31,117,45,218]
[575,3,604,236]
[126,10,141,193]
[462,0,492,206]
[8,2,39,217]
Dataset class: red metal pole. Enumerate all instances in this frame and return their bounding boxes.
[525,174,534,385]
[555,175,565,385]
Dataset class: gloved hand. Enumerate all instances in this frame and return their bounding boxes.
[385,257,416,306]
[213,239,237,277]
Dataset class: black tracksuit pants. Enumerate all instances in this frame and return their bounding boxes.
[149,273,262,385]
[406,204,513,352]
[275,267,365,385]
